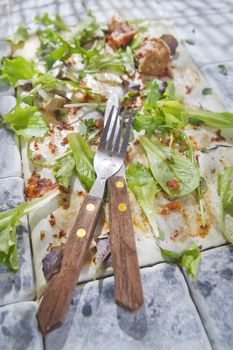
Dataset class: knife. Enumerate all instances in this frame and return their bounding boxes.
[105,93,144,310]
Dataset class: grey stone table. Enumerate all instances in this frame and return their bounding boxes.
[0,1,233,349]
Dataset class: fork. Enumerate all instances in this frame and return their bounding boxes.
[37,106,131,335]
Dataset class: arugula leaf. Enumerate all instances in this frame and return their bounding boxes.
[35,13,69,31]
[53,154,75,188]
[126,163,160,238]
[157,99,233,128]
[0,189,59,271]
[218,166,233,242]
[1,57,37,86]
[3,104,48,139]
[144,79,161,108]
[140,136,200,197]
[45,41,70,68]
[133,110,165,135]
[73,11,99,45]
[160,243,201,278]
[67,133,96,190]
[6,23,29,45]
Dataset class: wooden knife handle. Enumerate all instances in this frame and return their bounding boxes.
[37,195,103,335]
[108,176,144,310]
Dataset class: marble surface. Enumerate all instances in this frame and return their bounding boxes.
[185,246,233,350]
[157,0,232,18]
[201,61,233,111]
[171,12,233,67]
[45,264,211,350]
[0,301,43,350]
[0,126,21,179]
[0,177,35,306]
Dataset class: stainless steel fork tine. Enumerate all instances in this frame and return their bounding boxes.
[112,108,127,154]
[106,108,120,151]
[119,109,134,156]
[99,106,114,148]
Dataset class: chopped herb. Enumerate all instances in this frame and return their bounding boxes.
[218,64,228,76]
[185,39,195,45]
[202,87,212,95]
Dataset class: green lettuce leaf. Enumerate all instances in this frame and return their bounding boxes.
[218,166,233,242]
[1,57,37,86]
[160,243,201,278]
[126,162,160,238]
[6,23,29,45]
[140,136,200,196]
[53,154,75,188]
[3,104,48,139]
[0,189,59,271]
[67,133,96,190]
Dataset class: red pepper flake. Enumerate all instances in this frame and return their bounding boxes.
[58,229,66,238]
[211,129,225,142]
[134,139,140,145]
[195,154,200,163]
[94,119,104,133]
[36,154,43,160]
[185,85,193,94]
[24,172,58,199]
[166,179,180,190]
[49,214,56,226]
[48,141,57,154]
[170,230,181,241]
[57,123,74,131]
[61,137,68,146]
[40,231,46,241]
[159,200,182,215]
[34,141,39,151]
[77,191,85,197]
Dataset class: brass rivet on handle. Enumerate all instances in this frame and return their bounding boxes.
[86,203,95,212]
[116,181,124,188]
[76,228,86,238]
[118,202,127,212]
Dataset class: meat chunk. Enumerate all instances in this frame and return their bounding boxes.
[107,16,137,49]
[160,34,178,56]
[135,38,171,77]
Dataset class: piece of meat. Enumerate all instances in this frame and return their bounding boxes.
[135,38,172,77]
[107,16,137,49]
[42,248,63,281]
[160,34,178,56]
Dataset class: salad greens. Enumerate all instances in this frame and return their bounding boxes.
[218,166,233,243]
[2,11,233,277]
[67,133,96,191]
[140,136,200,197]
[0,189,59,271]
[1,57,37,86]
[3,104,48,139]
[53,154,75,188]
[160,243,201,278]
[126,163,160,239]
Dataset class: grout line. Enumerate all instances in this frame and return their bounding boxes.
[180,267,214,350]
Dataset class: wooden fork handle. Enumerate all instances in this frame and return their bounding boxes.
[108,176,144,310]
[37,195,103,335]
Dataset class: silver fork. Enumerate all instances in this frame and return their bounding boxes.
[37,106,132,335]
